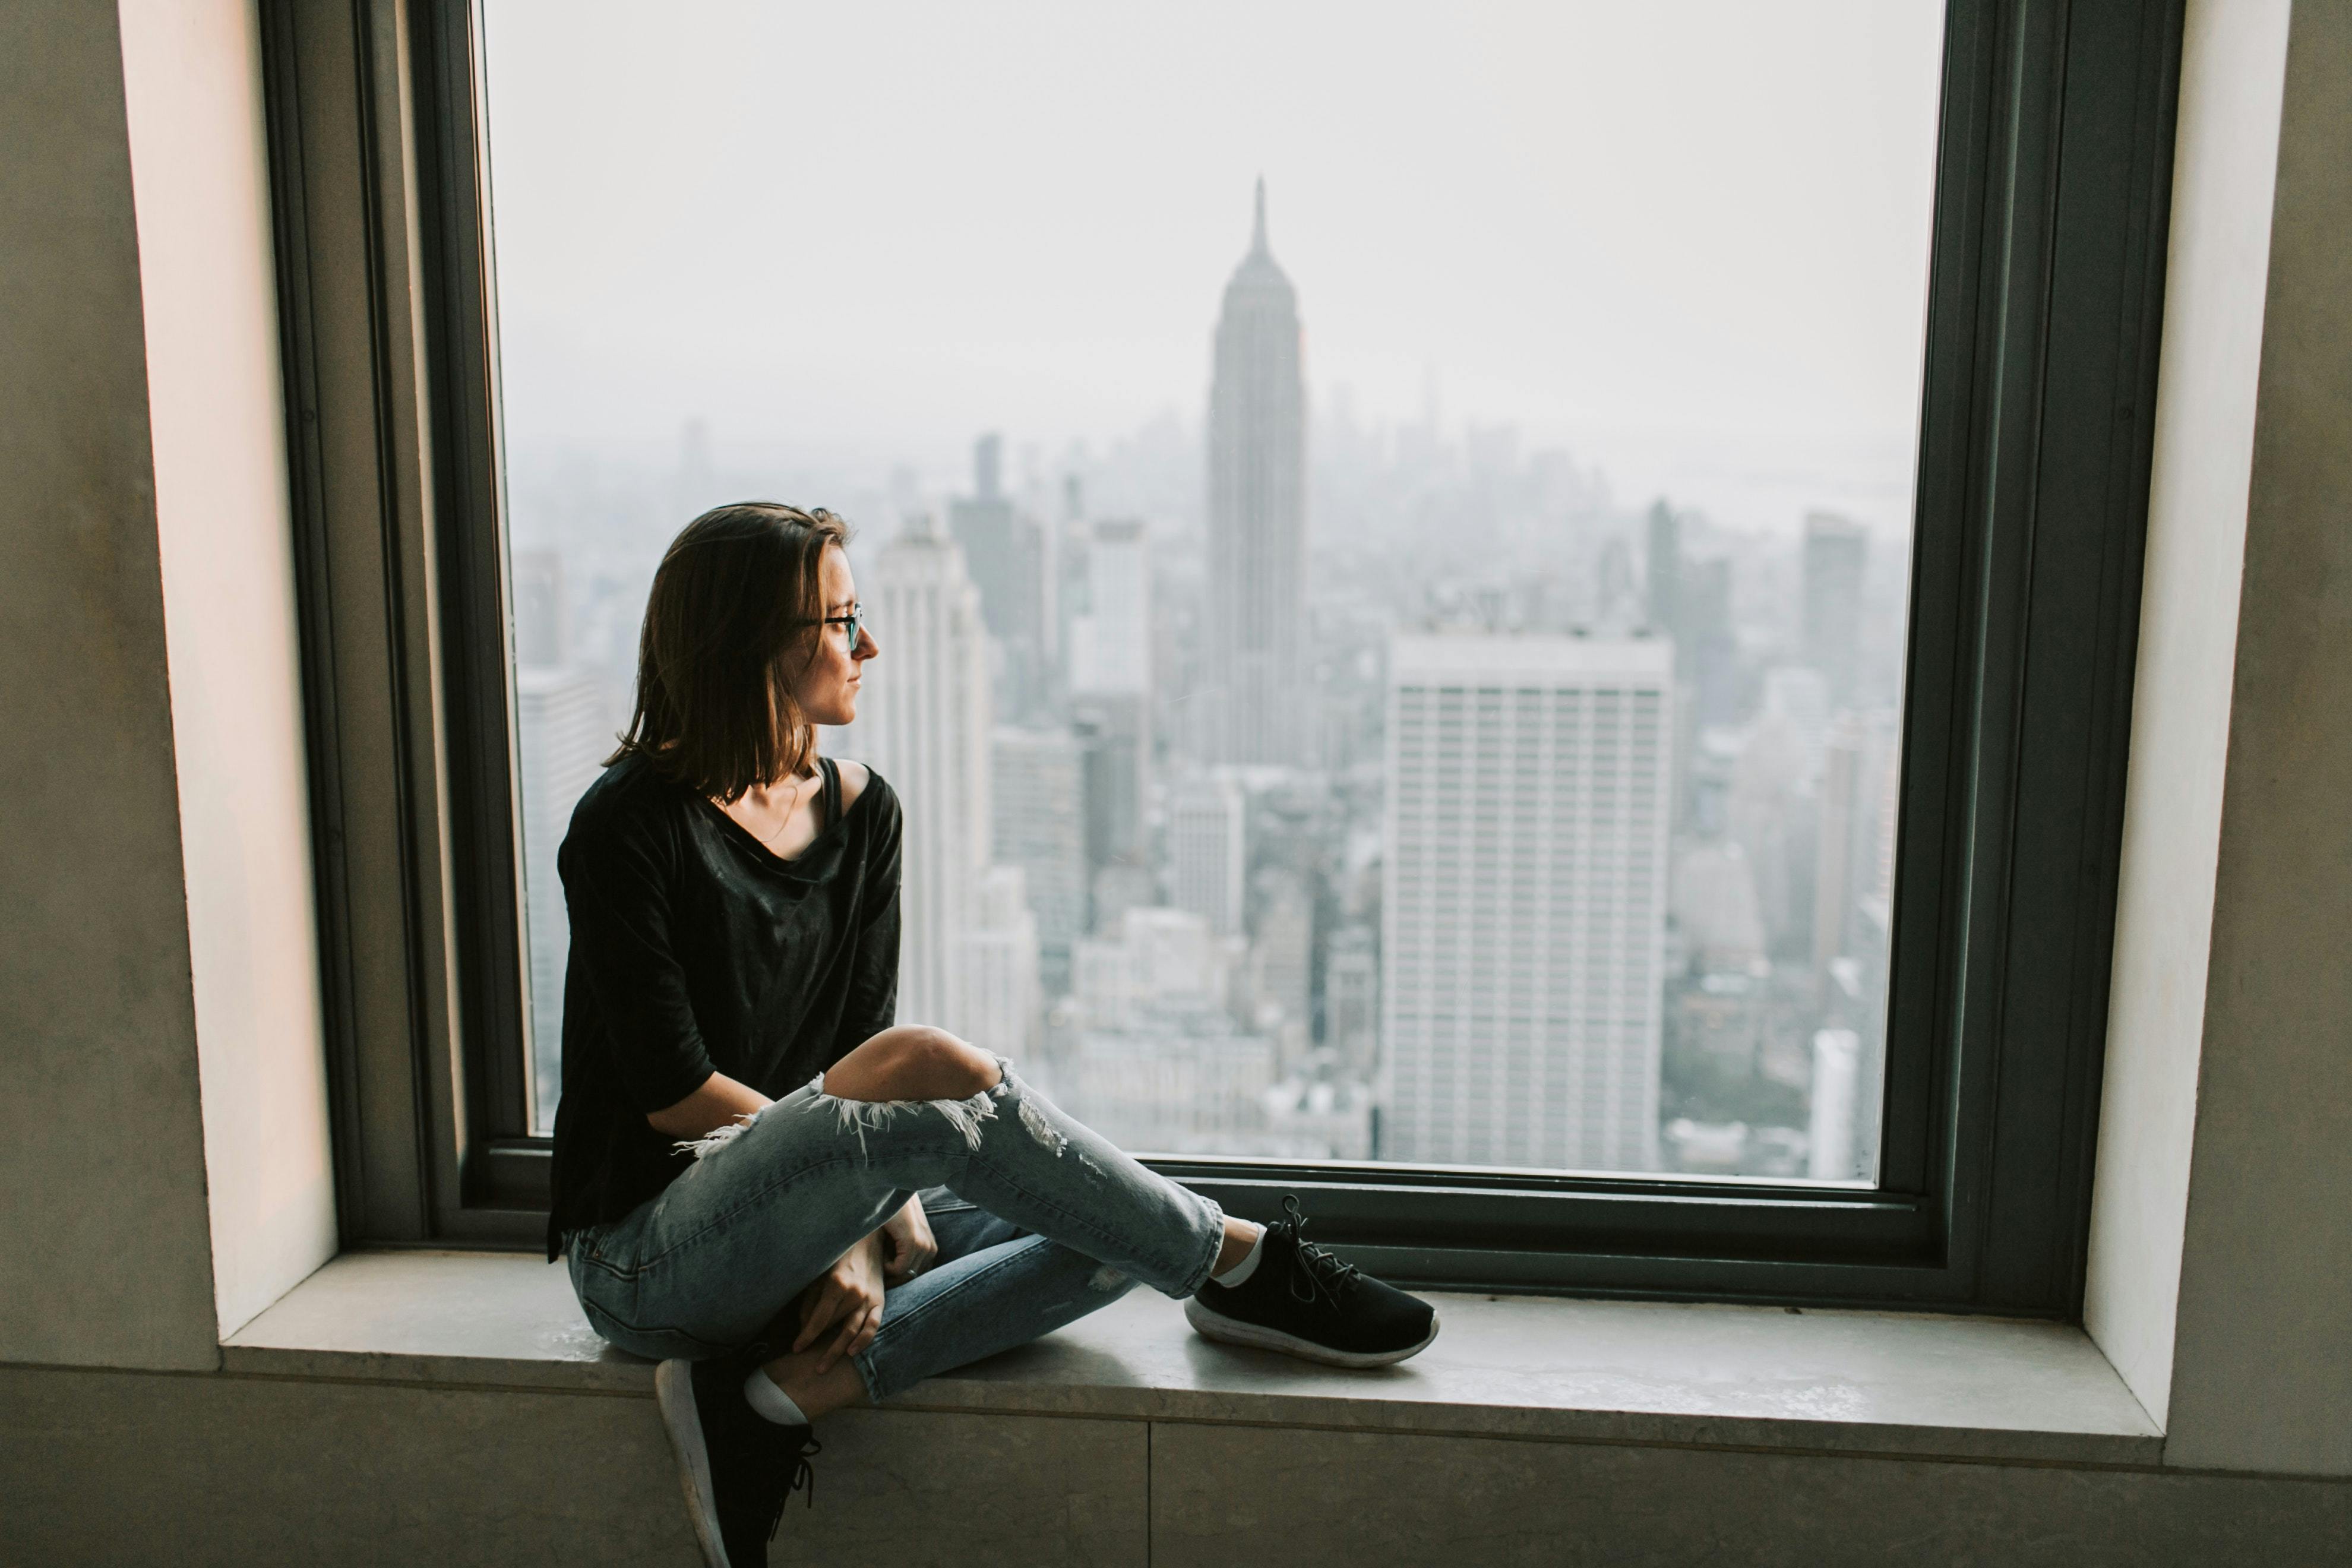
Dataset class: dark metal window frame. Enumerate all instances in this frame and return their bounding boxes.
[263,0,2183,1314]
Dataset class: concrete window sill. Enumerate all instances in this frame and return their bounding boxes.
[223,1250,2160,1468]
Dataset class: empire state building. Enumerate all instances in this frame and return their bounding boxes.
[1206,179,1307,766]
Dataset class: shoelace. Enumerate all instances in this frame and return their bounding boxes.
[761,1436,821,1541]
[1276,1196,1365,1310]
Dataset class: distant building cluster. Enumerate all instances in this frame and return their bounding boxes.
[510,182,1909,1180]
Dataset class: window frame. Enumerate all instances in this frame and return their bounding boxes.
[264,0,2184,1314]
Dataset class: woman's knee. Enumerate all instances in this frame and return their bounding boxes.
[827,1026,1000,1102]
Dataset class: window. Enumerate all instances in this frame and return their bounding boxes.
[266,0,2184,1308]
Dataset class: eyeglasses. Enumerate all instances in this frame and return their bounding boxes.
[820,606,868,649]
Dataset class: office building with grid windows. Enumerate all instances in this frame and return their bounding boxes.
[1381,634,1674,1171]
[837,518,994,1033]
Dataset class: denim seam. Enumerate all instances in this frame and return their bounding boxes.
[920,1195,979,1214]
[856,1236,1065,1401]
[1173,1193,1228,1298]
[574,1251,646,1284]
[577,1294,728,1354]
[874,1235,1061,1345]
[847,1343,885,1405]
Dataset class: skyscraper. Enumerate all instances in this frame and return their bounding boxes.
[1171,772,1247,937]
[1074,701,1149,877]
[992,724,1088,994]
[1807,1028,1863,1181]
[1248,865,1314,1057]
[1069,516,1152,881]
[840,517,993,1033]
[950,432,1047,719]
[517,671,607,1127]
[510,551,608,1127]
[510,548,565,668]
[1382,634,1674,1170]
[1644,498,1681,637]
[1206,179,1307,765]
[1683,555,1741,725]
[1802,511,1868,706]
[1730,668,1832,957]
[959,864,1041,1059]
[1070,517,1151,700]
[1643,500,1695,828]
[1324,923,1380,1079]
[1812,716,1869,979]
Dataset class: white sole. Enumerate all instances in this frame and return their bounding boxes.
[1184,1295,1441,1368]
[655,1358,731,1568]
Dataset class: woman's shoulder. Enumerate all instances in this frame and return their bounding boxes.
[564,752,690,853]
[832,756,871,808]
[830,757,898,826]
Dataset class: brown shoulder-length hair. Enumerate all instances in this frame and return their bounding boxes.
[608,501,851,802]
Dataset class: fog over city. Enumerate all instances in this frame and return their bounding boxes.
[486,1,1946,1180]
[486,0,1941,526]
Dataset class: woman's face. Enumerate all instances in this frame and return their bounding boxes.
[793,543,877,730]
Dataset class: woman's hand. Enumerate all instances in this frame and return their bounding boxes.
[792,1232,886,1371]
[878,1193,937,1286]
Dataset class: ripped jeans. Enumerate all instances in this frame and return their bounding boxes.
[562,1058,1227,1402]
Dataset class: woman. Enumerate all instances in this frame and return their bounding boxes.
[551,502,1436,1568]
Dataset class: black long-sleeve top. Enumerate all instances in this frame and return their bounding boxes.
[545,752,902,1258]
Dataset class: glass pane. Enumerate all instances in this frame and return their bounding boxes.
[485,0,1942,1179]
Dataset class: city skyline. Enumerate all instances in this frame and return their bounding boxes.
[489,18,1931,1174]
[503,177,1912,1178]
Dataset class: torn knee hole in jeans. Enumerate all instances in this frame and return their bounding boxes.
[988,1064,1071,1158]
[753,1058,1071,1164]
[671,1114,757,1164]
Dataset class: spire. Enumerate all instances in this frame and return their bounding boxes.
[1251,176,1267,256]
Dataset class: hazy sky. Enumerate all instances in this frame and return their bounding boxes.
[482,1,1944,527]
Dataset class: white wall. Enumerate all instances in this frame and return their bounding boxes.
[2083,0,2290,1431]
[118,0,338,1338]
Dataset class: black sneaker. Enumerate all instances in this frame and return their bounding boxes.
[654,1353,818,1568]
[1184,1196,1439,1367]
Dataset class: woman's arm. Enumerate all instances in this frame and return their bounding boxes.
[559,813,719,1117]
[646,1070,770,1141]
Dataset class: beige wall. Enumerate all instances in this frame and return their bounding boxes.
[0,0,333,1368]
[2,1365,700,1567]
[2088,0,2352,1477]
[118,0,337,1339]
[5,1364,2348,1566]
[2084,0,2290,1430]
[2163,0,2352,1478]
[0,0,220,1371]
